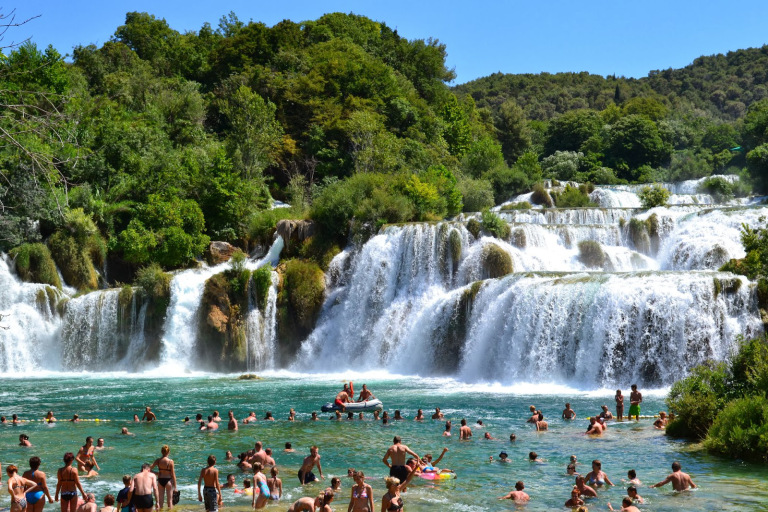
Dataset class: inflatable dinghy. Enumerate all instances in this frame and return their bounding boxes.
[321,399,383,412]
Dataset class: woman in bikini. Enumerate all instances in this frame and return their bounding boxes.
[584,459,614,487]
[7,464,41,512]
[55,453,86,512]
[381,466,418,512]
[23,457,53,512]
[150,445,176,509]
[75,438,99,474]
[266,467,282,501]
[348,471,373,512]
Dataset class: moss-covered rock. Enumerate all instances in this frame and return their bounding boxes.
[9,243,62,289]
[510,228,527,248]
[501,201,532,210]
[48,231,99,291]
[530,183,553,207]
[251,265,272,311]
[466,218,482,239]
[481,244,513,279]
[448,229,462,264]
[276,259,326,365]
[628,218,651,255]
[35,285,59,314]
[578,240,606,268]
[434,280,485,373]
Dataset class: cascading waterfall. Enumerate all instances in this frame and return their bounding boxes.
[60,290,122,369]
[244,271,279,371]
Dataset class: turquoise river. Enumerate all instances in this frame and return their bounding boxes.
[0,373,766,512]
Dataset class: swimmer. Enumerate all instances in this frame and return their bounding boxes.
[242,411,256,424]
[443,421,452,436]
[421,448,448,471]
[498,481,530,502]
[535,412,549,431]
[372,410,380,420]
[248,442,267,467]
[298,446,324,485]
[224,451,233,461]
[100,494,117,512]
[607,497,641,512]
[197,455,221,512]
[475,420,484,429]
[575,475,598,497]
[600,405,614,420]
[347,412,354,421]
[650,461,696,491]
[222,474,237,489]
[509,433,516,442]
[528,451,544,463]
[263,448,276,467]
[483,432,496,440]
[358,413,364,420]
[288,409,296,422]
[564,487,585,508]
[459,419,472,440]
[563,403,576,419]
[627,486,643,503]
[150,445,176,508]
[497,451,511,463]
[45,411,57,423]
[333,410,342,421]
[284,443,296,453]
[77,493,97,512]
[95,439,105,451]
[526,406,539,423]
[19,434,31,447]
[431,408,444,420]
[23,457,53,512]
[414,409,424,421]
[330,477,341,492]
[56,452,86,511]
[12,414,21,424]
[383,436,419,485]
[251,463,270,509]
[266,467,282,501]
[653,411,668,429]
[133,414,140,422]
[142,407,156,422]
[626,469,641,486]
[615,389,625,420]
[348,471,373,512]
[227,411,238,431]
[80,463,98,478]
[584,460,614,487]
[393,410,404,420]
[70,415,80,423]
[211,411,222,422]
[204,416,218,431]
[311,412,318,421]
[237,453,251,472]
[120,428,133,436]
[263,411,274,421]
[76,437,99,473]
[381,471,418,512]
[586,417,602,436]
[129,464,157,512]
[567,463,579,476]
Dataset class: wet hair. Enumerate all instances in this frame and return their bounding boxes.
[285,442,292,449]
[567,463,577,473]
[571,486,580,495]
[141,463,151,471]
[270,467,278,477]
[347,412,353,419]
[672,461,682,471]
[196,414,203,420]
[592,459,602,469]
[529,452,538,460]
[6,464,18,475]
[631,384,637,390]
[208,455,216,466]
[104,495,115,506]
[627,486,637,494]
[515,481,524,490]
[63,452,75,463]
[509,433,516,441]
[265,448,272,456]
[255,441,263,450]
[264,411,273,419]
[355,470,365,478]
[319,490,334,506]
[627,469,636,479]
[622,497,632,507]
[331,476,340,489]
[213,410,219,416]
[161,445,170,456]
[393,436,401,444]
[477,420,483,425]
[123,475,132,485]
[85,436,93,443]
[538,413,544,420]
[565,402,571,407]
[184,417,189,422]
[19,434,29,441]
[382,418,389,425]
[29,457,41,470]
[208,415,213,421]
[243,480,251,488]
[226,474,235,481]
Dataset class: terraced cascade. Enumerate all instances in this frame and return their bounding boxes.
[296,179,767,388]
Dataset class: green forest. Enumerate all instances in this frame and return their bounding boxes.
[3,11,768,287]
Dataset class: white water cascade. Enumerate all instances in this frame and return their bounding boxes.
[296,192,768,387]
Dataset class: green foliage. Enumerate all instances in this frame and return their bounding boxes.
[252,265,273,311]
[704,396,768,461]
[500,201,532,211]
[544,109,602,155]
[666,361,731,439]
[605,115,672,178]
[247,207,301,248]
[134,263,171,301]
[47,231,99,291]
[720,217,768,280]
[495,99,531,163]
[480,243,513,279]
[458,177,495,212]
[541,151,584,181]
[638,183,671,209]
[466,218,481,239]
[461,137,505,178]
[279,259,326,331]
[746,143,768,193]
[480,210,510,240]
[9,243,62,289]
[699,176,735,202]
[551,184,595,207]
[577,240,605,268]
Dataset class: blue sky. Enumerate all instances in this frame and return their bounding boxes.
[9,1,768,84]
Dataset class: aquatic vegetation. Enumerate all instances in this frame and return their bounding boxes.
[578,240,606,268]
[9,243,61,289]
[480,244,513,279]
[530,182,554,207]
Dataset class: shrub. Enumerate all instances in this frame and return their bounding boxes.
[541,150,583,181]
[280,259,326,331]
[466,218,481,239]
[551,184,596,207]
[665,361,731,440]
[638,183,671,209]
[578,240,606,268]
[252,265,273,311]
[9,243,61,289]
[530,183,553,207]
[134,263,171,301]
[483,166,530,204]
[458,177,495,212]
[699,176,735,202]
[48,231,99,291]
[481,244,513,279]
[500,201,532,211]
[705,396,768,461]
[480,210,511,240]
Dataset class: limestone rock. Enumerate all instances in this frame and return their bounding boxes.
[205,241,236,265]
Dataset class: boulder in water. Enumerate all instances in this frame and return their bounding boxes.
[578,240,606,268]
[481,244,513,279]
[276,220,315,250]
[205,241,237,265]
[9,243,62,289]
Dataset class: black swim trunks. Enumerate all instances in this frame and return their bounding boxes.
[389,465,409,483]
[298,469,317,484]
[132,494,153,509]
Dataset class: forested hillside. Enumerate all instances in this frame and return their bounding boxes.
[2,11,768,289]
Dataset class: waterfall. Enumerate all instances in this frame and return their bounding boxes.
[60,290,122,369]
[244,270,279,371]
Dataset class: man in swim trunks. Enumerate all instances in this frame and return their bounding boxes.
[629,385,642,421]
[198,456,221,512]
[334,391,350,412]
[129,463,159,512]
[562,403,576,419]
[382,436,420,484]
[298,446,324,484]
[459,419,472,439]
[249,442,268,467]
[650,461,696,491]
[142,407,156,422]
[357,384,374,402]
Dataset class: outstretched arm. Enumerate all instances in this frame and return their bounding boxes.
[650,476,671,488]
[432,448,448,466]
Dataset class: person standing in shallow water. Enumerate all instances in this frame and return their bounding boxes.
[615,390,624,420]
[629,385,642,421]
[150,445,176,509]
[23,456,53,512]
